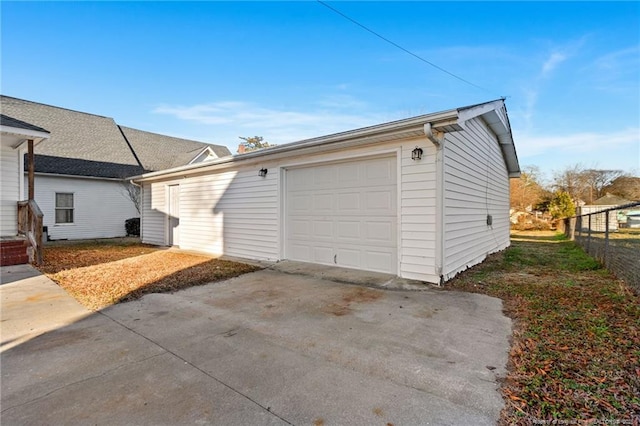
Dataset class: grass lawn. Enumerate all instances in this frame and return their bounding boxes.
[38,239,260,310]
[447,231,640,424]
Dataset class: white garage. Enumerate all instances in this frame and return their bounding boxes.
[134,99,520,284]
[285,155,397,273]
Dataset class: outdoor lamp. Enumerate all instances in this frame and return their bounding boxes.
[411,146,423,161]
[259,168,268,177]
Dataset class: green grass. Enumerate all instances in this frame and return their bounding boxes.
[447,231,640,424]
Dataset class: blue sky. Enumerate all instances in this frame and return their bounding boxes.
[2,1,639,181]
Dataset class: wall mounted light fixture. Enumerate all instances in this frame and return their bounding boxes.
[411,146,423,161]
[259,168,268,177]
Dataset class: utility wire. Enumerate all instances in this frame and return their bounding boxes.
[316,0,493,94]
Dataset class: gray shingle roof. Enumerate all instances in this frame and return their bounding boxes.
[0,114,49,133]
[119,126,230,171]
[592,193,632,206]
[1,95,231,178]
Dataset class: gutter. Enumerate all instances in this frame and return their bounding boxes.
[131,109,460,182]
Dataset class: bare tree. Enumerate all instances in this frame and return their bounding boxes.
[551,164,625,204]
[510,165,546,211]
[120,180,141,214]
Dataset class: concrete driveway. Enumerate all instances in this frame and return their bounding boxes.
[1,264,511,425]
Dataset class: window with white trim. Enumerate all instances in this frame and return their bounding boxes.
[55,193,74,224]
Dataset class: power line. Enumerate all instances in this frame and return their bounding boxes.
[316,0,493,94]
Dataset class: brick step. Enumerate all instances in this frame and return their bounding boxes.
[0,240,28,249]
[1,254,29,266]
[0,240,30,266]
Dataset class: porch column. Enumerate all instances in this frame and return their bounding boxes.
[27,139,34,200]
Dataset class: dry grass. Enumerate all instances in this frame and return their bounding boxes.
[39,240,260,310]
[447,231,640,423]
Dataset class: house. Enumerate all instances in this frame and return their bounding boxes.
[132,99,520,284]
[1,115,49,265]
[0,95,231,241]
[578,193,633,232]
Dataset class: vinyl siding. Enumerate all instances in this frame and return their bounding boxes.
[1,144,20,236]
[399,141,439,282]
[442,116,510,280]
[32,175,140,240]
[141,182,166,245]
[140,137,440,281]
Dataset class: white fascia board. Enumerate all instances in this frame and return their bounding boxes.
[1,126,50,148]
[132,109,460,183]
[188,146,217,164]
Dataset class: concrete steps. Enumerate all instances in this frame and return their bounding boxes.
[0,239,30,266]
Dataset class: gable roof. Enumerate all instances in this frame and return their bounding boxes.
[133,99,519,182]
[0,95,231,178]
[592,193,632,206]
[0,114,49,133]
[118,126,230,171]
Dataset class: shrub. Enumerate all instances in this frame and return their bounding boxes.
[125,218,140,237]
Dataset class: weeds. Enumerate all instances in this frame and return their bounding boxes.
[447,231,640,423]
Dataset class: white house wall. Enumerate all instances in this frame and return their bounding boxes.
[140,137,441,282]
[30,175,140,240]
[1,144,20,236]
[442,116,510,280]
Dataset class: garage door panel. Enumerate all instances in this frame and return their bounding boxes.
[336,192,361,210]
[337,163,360,183]
[336,220,361,240]
[313,246,334,264]
[312,193,333,211]
[365,250,394,272]
[291,219,311,238]
[366,190,394,211]
[366,158,394,181]
[313,220,333,239]
[365,221,393,243]
[336,247,361,268]
[290,193,312,213]
[286,155,397,274]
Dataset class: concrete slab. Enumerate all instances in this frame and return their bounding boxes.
[267,259,432,290]
[1,264,91,351]
[1,268,511,425]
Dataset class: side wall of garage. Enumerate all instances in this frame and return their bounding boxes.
[140,136,441,282]
[441,115,510,280]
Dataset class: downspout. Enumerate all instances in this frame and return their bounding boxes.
[424,123,446,285]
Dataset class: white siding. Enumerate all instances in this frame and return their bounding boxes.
[400,141,439,282]
[32,175,140,240]
[141,182,166,245]
[140,138,440,282]
[442,117,510,280]
[0,144,20,236]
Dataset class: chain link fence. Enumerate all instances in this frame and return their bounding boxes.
[562,201,640,295]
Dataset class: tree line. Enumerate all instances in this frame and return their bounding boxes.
[511,165,640,219]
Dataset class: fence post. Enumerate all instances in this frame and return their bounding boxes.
[604,211,609,268]
[587,214,592,255]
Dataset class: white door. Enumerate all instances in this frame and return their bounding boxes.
[168,185,180,247]
[285,155,397,273]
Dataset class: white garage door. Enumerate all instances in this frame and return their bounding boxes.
[285,155,397,273]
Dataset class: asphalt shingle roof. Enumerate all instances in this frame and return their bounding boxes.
[1,95,231,178]
[0,114,49,133]
[119,126,230,171]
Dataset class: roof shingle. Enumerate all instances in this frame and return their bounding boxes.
[1,95,231,178]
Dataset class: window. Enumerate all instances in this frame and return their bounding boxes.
[55,193,74,224]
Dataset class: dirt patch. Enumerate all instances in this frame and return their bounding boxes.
[38,243,260,310]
